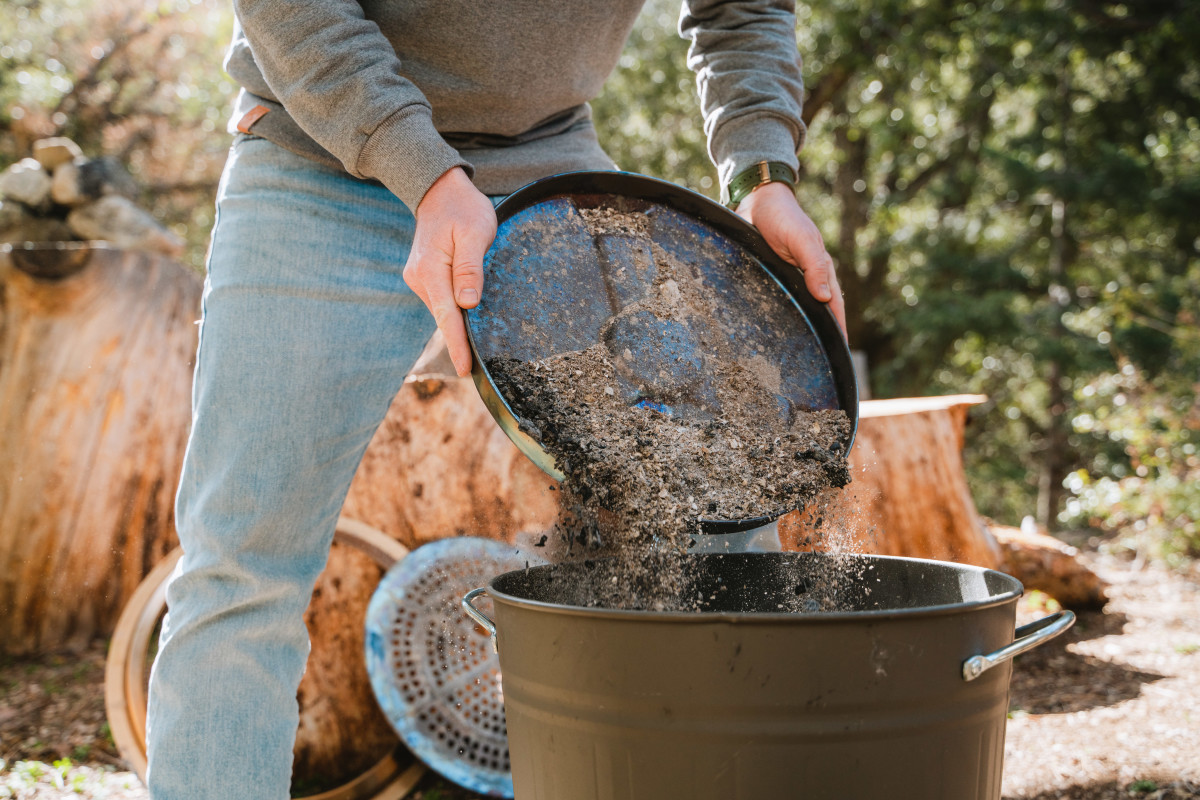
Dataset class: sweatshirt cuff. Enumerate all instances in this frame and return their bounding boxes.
[355,105,473,213]
[711,113,806,198]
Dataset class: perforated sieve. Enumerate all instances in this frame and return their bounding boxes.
[365,537,533,798]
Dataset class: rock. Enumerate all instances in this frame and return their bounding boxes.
[0,199,27,232]
[32,137,84,171]
[0,199,75,245]
[50,160,86,205]
[67,196,184,257]
[51,157,138,206]
[0,216,75,245]
[0,158,53,208]
[51,160,86,205]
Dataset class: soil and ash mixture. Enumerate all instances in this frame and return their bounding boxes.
[486,205,851,610]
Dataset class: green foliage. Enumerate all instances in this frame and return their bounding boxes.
[1062,362,1200,562]
[0,0,235,267]
[0,758,132,796]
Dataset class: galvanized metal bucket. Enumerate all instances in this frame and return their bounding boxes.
[464,552,1073,800]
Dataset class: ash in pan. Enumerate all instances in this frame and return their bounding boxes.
[485,207,852,610]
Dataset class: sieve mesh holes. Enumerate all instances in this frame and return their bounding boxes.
[370,540,520,787]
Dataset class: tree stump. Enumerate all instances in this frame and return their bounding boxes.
[779,395,1003,567]
[343,334,560,551]
[0,243,199,655]
[294,527,404,790]
[104,518,426,798]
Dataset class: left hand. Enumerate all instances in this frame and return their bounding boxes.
[735,182,847,339]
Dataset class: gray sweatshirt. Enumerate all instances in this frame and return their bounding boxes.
[225,0,806,212]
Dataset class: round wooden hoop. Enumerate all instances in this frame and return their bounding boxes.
[104,516,426,799]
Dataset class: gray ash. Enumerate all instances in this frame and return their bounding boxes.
[484,206,852,611]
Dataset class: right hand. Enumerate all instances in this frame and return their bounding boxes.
[404,167,497,377]
[735,181,847,339]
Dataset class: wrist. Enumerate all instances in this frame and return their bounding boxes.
[736,181,798,226]
[723,161,796,210]
[417,166,472,218]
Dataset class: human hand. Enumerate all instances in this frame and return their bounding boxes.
[735,181,847,339]
[404,167,498,377]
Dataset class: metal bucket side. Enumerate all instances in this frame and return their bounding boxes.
[492,596,1017,800]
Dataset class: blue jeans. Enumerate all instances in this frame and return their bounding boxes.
[146,137,438,798]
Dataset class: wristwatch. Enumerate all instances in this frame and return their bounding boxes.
[722,161,796,209]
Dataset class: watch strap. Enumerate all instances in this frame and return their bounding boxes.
[723,161,796,209]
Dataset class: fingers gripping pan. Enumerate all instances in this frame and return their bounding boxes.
[465,171,858,533]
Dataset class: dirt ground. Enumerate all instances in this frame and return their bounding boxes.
[1,540,1197,799]
[1002,544,1200,799]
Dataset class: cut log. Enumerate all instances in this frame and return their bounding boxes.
[294,526,402,789]
[0,243,200,655]
[988,520,1108,609]
[343,334,560,551]
[779,396,1003,566]
[104,517,427,798]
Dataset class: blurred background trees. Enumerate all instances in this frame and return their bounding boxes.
[3,0,1196,561]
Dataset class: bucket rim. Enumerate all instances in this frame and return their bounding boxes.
[484,552,1023,624]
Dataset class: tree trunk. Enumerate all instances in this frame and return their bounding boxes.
[294,520,414,792]
[779,395,1003,567]
[104,518,426,796]
[0,243,199,655]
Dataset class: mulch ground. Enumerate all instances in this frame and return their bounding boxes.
[1002,547,1200,799]
[2,543,1197,799]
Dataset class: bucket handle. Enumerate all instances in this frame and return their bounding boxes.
[962,610,1075,681]
[463,587,498,653]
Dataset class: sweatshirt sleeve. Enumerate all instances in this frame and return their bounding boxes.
[678,0,806,196]
[232,0,470,211]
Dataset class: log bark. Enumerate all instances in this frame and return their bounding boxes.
[0,244,199,655]
[104,518,424,797]
[294,532,401,789]
[778,395,1003,567]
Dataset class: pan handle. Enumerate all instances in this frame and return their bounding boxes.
[962,610,1075,682]
[463,587,498,654]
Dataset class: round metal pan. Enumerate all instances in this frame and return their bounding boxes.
[464,171,859,534]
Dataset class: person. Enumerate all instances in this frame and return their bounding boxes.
[144,1,846,797]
